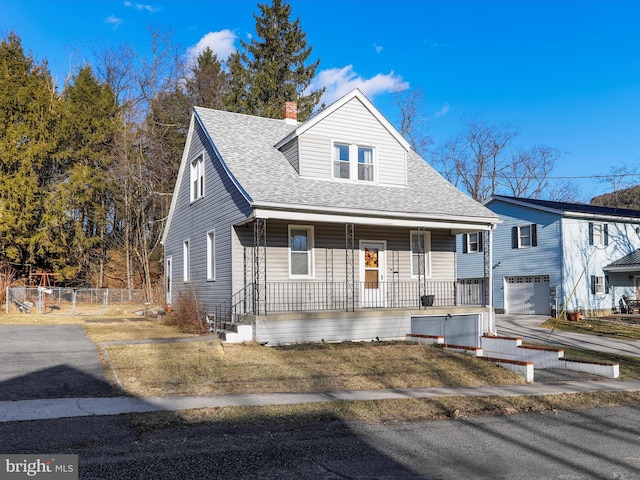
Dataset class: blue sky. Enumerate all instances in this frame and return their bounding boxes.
[2,0,640,200]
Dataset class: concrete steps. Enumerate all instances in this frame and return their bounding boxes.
[406,333,619,383]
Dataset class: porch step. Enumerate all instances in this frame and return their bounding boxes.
[222,324,253,344]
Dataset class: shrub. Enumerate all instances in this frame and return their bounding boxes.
[165,289,208,334]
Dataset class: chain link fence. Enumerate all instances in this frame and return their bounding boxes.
[5,287,151,316]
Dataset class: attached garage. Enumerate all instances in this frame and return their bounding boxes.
[504,275,550,315]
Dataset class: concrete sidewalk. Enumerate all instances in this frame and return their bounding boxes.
[3,379,640,423]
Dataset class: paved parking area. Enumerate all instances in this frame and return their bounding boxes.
[0,325,119,401]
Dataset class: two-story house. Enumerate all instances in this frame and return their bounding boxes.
[161,89,499,345]
[457,195,640,317]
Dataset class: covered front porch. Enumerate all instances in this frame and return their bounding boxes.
[223,214,495,344]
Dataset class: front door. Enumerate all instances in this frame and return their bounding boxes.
[360,241,386,307]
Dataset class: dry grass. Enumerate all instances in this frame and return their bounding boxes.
[104,340,526,397]
[83,318,199,343]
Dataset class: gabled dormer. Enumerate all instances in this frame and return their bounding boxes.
[275,89,411,186]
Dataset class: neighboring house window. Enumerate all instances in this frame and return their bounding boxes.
[289,225,314,278]
[512,224,537,249]
[589,222,609,246]
[591,275,608,295]
[463,232,483,253]
[411,231,432,278]
[207,230,216,281]
[190,153,205,201]
[333,143,375,182]
[183,239,190,282]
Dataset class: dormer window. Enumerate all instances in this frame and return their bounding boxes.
[333,142,375,182]
[334,143,350,179]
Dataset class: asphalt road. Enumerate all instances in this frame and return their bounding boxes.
[1,405,639,479]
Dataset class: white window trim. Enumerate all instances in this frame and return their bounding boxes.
[183,239,190,283]
[518,224,531,248]
[207,230,216,281]
[594,275,605,295]
[288,225,314,279]
[190,151,205,202]
[332,141,376,183]
[467,232,480,253]
[592,222,604,246]
[410,230,432,279]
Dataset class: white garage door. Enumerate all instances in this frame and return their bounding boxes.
[505,276,550,315]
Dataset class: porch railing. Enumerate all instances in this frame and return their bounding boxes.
[229,280,486,317]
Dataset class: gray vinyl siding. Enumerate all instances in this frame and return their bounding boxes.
[163,121,252,314]
[231,221,455,292]
[298,97,407,185]
[279,138,299,173]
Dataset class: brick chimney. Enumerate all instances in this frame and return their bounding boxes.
[282,101,297,124]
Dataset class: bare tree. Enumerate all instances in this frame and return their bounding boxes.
[395,89,432,157]
[431,118,518,201]
[504,145,560,199]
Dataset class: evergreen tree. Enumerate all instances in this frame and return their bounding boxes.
[224,0,324,120]
[186,47,228,110]
[0,32,58,271]
[34,66,120,283]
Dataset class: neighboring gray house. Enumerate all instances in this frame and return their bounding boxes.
[457,195,640,316]
[161,89,499,345]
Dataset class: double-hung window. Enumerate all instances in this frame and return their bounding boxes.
[334,144,350,179]
[333,143,375,182]
[410,231,431,278]
[190,153,204,201]
[289,225,314,278]
[591,275,607,295]
[589,222,608,246]
[358,146,374,181]
[512,224,537,249]
[463,232,483,253]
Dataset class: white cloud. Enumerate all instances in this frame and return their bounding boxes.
[186,30,237,64]
[124,1,160,13]
[374,43,383,53]
[434,102,450,118]
[105,15,123,27]
[309,65,409,105]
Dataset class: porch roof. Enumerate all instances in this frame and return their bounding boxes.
[604,249,640,272]
[194,101,498,230]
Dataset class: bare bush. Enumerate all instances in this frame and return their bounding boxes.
[164,289,208,334]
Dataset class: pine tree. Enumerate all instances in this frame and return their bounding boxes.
[186,47,228,110]
[224,0,324,120]
[34,66,120,283]
[0,32,58,270]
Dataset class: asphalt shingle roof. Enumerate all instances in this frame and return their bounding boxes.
[195,106,496,223]
[605,249,640,269]
[490,195,640,219]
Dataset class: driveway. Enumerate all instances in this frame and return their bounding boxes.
[495,314,640,358]
[0,325,119,401]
